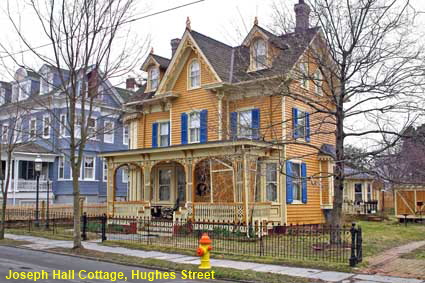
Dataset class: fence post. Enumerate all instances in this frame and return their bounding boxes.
[356,225,363,263]
[101,213,107,242]
[81,212,88,241]
[349,222,357,267]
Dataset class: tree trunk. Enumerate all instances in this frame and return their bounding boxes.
[72,170,82,249]
[0,193,7,240]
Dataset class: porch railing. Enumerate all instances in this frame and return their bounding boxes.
[110,201,151,218]
[193,202,272,223]
[343,200,379,215]
[12,180,49,192]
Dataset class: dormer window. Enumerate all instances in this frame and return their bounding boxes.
[252,38,267,70]
[314,69,323,95]
[300,62,309,89]
[17,81,31,101]
[40,72,54,94]
[149,67,159,91]
[188,60,200,89]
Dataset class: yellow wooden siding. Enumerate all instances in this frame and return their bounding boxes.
[137,111,170,148]
[228,95,282,141]
[170,50,220,145]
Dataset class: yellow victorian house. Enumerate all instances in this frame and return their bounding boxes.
[101,1,337,225]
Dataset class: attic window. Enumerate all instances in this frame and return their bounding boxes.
[252,38,267,70]
[188,60,200,89]
[40,72,54,95]
[149,67,159,91]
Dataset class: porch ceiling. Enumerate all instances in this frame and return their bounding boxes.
[99,140,281,158]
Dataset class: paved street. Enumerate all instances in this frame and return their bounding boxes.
[0,246,225,283]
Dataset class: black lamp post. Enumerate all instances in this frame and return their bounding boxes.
[45,179,50,229]
[34,155,42,227]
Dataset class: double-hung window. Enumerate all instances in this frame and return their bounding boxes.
[367,183,372,201]
[58,156,65,179]
[292,108,310,141]
[103,159,108,182]
[122,168,129,183]
[189,111,200,143]
[188,60,200,89]
[84,156,95,180]
[43,115,50,138]
[266,163,278,202]
[355,183,363,203]
[238,110,252,138]
[286,160,307,204]
[158,169,171,201]
[314,69,323,95]
[88,117,96,140]
[252,38,267,70]
[159,122,169,147]
[59,114,67,137]
[104,121,114,143]
[29,118,36,140]
[2,124,8,143]
[300,62,309,89]
[149,67,159,90]
[0,88,5,105]
[123,125,129,145]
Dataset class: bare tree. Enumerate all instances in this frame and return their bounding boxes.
[270,0,425,225]
[2,0,147,248]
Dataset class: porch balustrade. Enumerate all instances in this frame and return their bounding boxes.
[193,202,272,223]
[110,201,151,218]
[11,180,49,192]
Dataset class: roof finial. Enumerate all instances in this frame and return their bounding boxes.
[254,16,258,26]
[186,16,191,31]
[150,47,154,54]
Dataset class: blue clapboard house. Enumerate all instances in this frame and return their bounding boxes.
[0,65,133,205]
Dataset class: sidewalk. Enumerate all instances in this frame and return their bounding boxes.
[5,234,425,283]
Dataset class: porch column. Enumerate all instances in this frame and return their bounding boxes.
[242,151,249,223]
[13,158,19,205]
[144,165,152,203]
[185,162,192,203]
[106,160,115,203]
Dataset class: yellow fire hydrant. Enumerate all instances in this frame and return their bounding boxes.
[196,233,212,269]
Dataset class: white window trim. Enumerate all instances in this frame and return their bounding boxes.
[314,69,323,95]
[289,159,304,204]
[29,118,37,140]
[0,88,5,105]
[158,121,170,147]
[300,62,309,90]
[88,117,97,140]
[103,158,108,182]
[250,38,268,71]
[294,107,308,141]
[83,156,96,181]
[104,121,114,143]
[59,114,68,138]
[58,156,65,180]
[265,162,279,203]
[122,167,129,183]
[2,123,9,142]
[188,111,201,144]
[123,125,129,145]
[148,66,160,92]
[187,59,201,90]
[237,108,254,139]
[42,114,50,138]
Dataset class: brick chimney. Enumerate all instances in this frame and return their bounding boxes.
[126,77,136,90]
[171,38,181,57]
[295,0,311,33]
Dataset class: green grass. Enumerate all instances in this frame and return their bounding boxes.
[358,220,425,259]
[49,247,314,283]
[401,246,425,260]
[0,238,31,246]
[6,228,99,241]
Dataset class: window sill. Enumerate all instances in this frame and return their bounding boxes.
[187,86,201,91]
[290,200,305,205]
[104,140,114,144]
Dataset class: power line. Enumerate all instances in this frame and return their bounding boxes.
[0,0,206,59]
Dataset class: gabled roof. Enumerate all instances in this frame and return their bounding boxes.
[151,54,171,69]
[344,166,374,180]
[114,87,134,102]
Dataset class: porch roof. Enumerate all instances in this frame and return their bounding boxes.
[99,139,281,157]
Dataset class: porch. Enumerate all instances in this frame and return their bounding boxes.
[102,140,282,223]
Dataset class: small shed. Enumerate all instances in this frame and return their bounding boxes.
[394,185,425,220]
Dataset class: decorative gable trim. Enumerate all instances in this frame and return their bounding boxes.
[156,30,222,95]
[141,56,161,72]
[242,26,270,47]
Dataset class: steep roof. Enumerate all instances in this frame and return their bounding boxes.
[114,87,134,102]
[151,54,171,69]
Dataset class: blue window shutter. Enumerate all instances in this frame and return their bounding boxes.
[200,109,208,143]
[305,112,310,142]
[167,121,171,146]
[292,108,299,139]
[181,113,188,145]
[251,108,260,140]
[230,112,238,140]
[286,160,293,204]
[301,162,308,203]
[152,122,158,148]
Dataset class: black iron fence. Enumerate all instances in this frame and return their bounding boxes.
[5,214,363,266]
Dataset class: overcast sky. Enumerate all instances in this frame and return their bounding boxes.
[1,0,425,87]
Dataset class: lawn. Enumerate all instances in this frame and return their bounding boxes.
[358,220,425,259]
[401,246,425,260]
